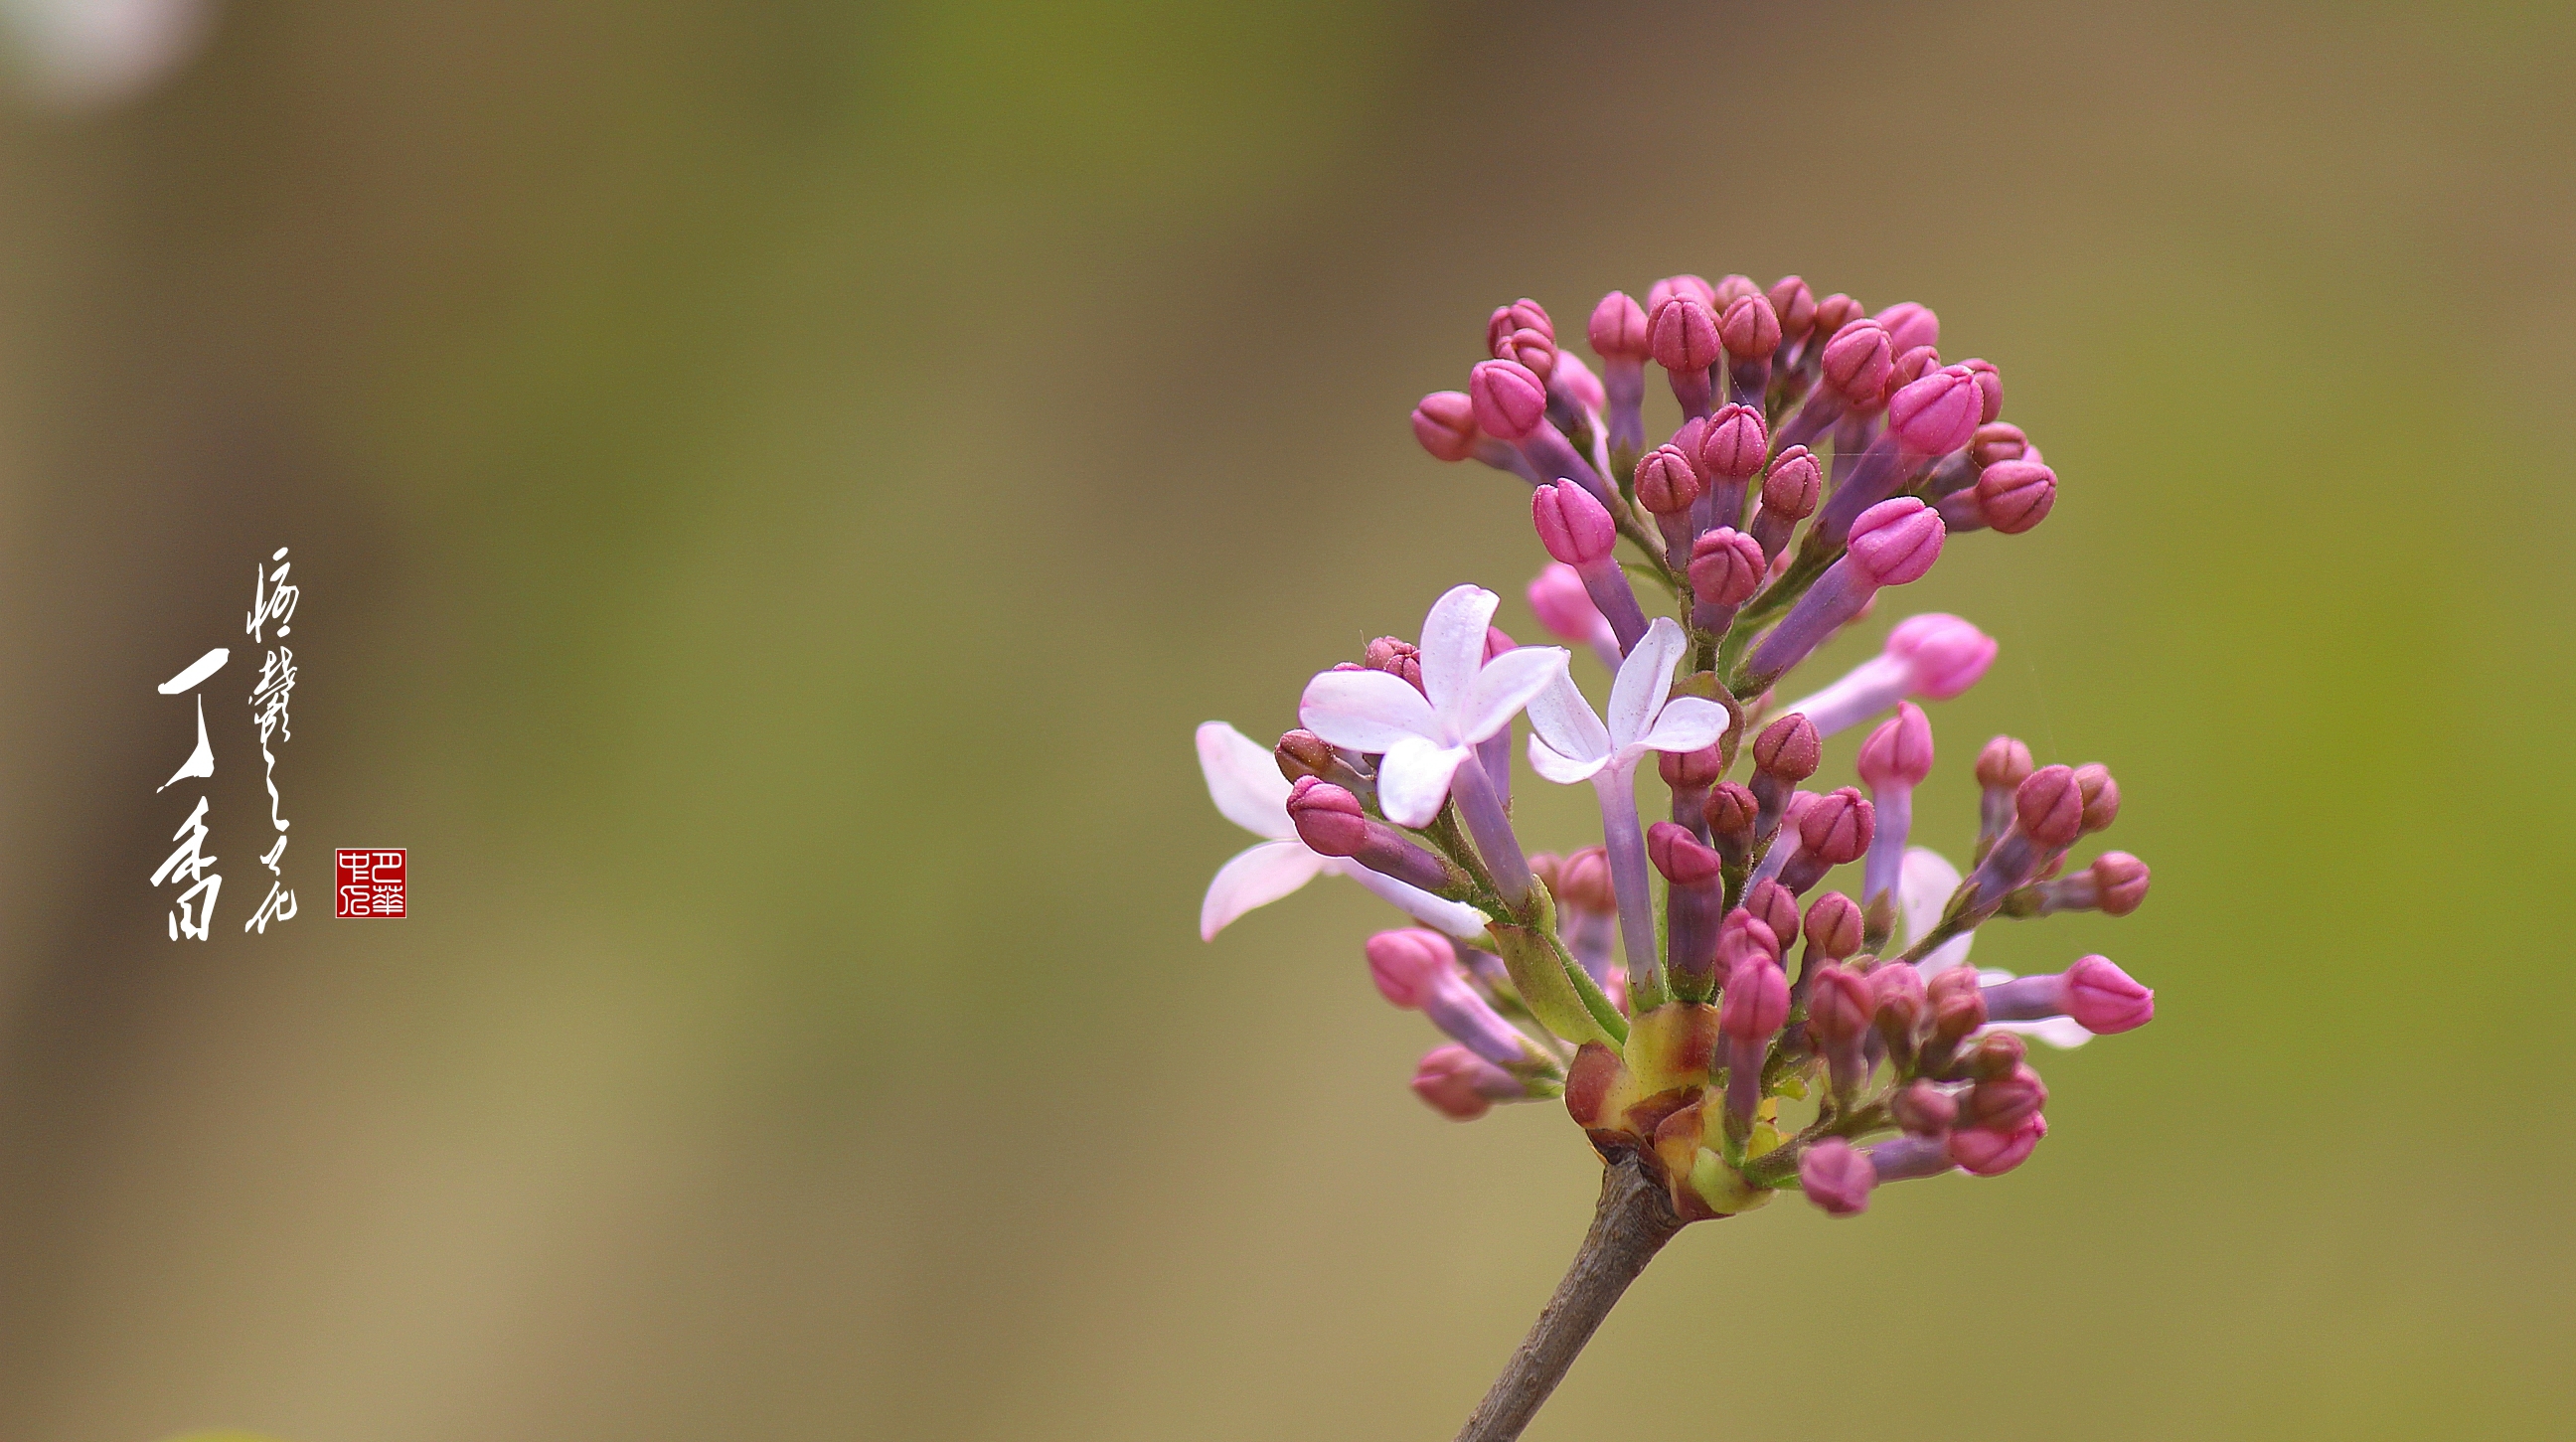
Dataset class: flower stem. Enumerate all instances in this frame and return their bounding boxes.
[1451,1153,1685,1442]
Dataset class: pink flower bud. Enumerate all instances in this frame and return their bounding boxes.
[2073,762,2121,833]
[1712,273,1760,309]
[1529,563,1613,649]
[1767,275,1819,342]
[1884,613,1997,700]
[1975,459,2056,534]
[1695,402,1768,480]
[1977,734,2035,790]
[1819,319,1893,401]
[1647,820,1722,885]
[1949,1113,2046,1177]
[1484,624,1516,662]
[1587,291,1651,359]
[1649,294,1721,373]
[1716,907,1780,969]
[1871,961,1926,1033]
[1856,701,1935,790]
[1750,714,1819,780]
[1532,480,1617,565]
[1803,890,1862,960]
[1886,344,1942,397]
[1495,326,1557,383]
[1688,528,1766,606]
[1811,292,1863,339]
[1657,741,1726,789]
[1961,358,2003,422]
[1719,293,1782,360]
[1366,928,1456,1009]
[1891,1080,1957,1136]
[1746,879,1802,955]
[1967,1030,2026,1079]
[2065,955,2154,1033]
[1365,636,1424,692]
[1799,786,1875,866]
[1274,729,1338,783]
[2014,765,2084,847]
[1410,391,1479,462]
[1411,1043,1520,1121]
[1555,349,1605,411]
[1845,498,1946,586]
[1487,298,1554,354]
[1798,1138,1874,1215]
[1720,955,1789,1041]
[1967,1063,2048,1129]
[1286,776,1369,856]
[1760,445,1824,520]
[2090,852,2152,916]
[1557,846,1616,913]
[1646,274,1716,312]
[1873,301,1939,355]
[1887,366,1983,457]
[1704,782,1756,845]
[1929,965,1990,1042]
[1970,421,2029,467]
[1807,963,1873,1043]
[1469,358,1549,440]
[1634,444,1702,516]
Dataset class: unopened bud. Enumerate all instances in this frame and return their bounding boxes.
[1587,291,1651,359]
[2073,763,2121,834]
[1658,742,1726,790]
[1487,298,1554,353]
[1719,293,1782,361]
[1469,358,1549,440]
[1891,1080,1957,1136]
[1819,319,1893,401]
[1799,786,1876,866]
[1767,275,1819,342]
[1366,636,1424,692]
[1887,365,1983,457]
[1286,777,1369,856]
[1949,1113,2046,1177]
[1855,702,1935,791]
[1746,879,1801,953]
[1646,274,1716,312]
[1532,480,1617,565]
[1634,444,1702,516]
[1873,301,1939,355]
[1845,498,1946,586]
[1720,955,1789,1041]
[1411,391,1479,462]
[1969,421,2029,467]
[1274,729,1339,783]
[1807,963,1873,1043]
[1715,908,1780,969]
[1810,292,1864,341]
[1975,459,2056,534]
[2065,955,2154,1033]
[1798,1137,1874,1216]
[1367,928,1456,1009]
[1760,446,1824,520]
[1977,735,2035,790]
[1802,889,1863,960]
[1871,961,1927,1034]
[1753,714,1823,780]
[1886,344,1942,397]
[1495,325,1557,383]
[1965,1030,2027,1079]
[1960,358,2003,423]
[1649,294,1721,373]
[1696,402,1767,480]
[2090,852,2152,915]
[2014,765,2085,847]
[1412,1043,1523,1121]
[1928,966,1989,1041]
[1689,529,1766,606]
[1647,821,1722,885]
[1704,782,1757,865]
[1557,846,1616,914]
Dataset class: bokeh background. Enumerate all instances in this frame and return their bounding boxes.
[1,2,2571,1439]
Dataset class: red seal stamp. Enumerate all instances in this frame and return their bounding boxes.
[336,849,406,917]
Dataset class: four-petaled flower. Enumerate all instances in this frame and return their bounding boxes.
[1195,721,1489,941]
[1526,617,1729,784]
[1296,584,1567,828]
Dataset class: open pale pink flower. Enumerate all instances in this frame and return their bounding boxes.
[1297,585,1567,828]
[1778,613,1997,738]
[1524,618,1729,785]
[1195,721,1490,941]
[1897,845,2091,1048]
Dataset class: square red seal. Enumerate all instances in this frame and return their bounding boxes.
[337,849,406,918]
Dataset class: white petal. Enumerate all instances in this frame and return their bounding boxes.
[1345,866,1493,940]
[1375,735,1472,828]
[1299,668,1440,753]
[1454,645,1568,743]
[1606,616,1689,746]
[1416,584,1500,715]
[1900,847,1964,952]
[1986,1017,2095,1049]
[1528,732,1610,785]
[1525,670,1611,766]
[1637,695,1730,755]
[1201,840,1328,939]
[1197,721,1295,839]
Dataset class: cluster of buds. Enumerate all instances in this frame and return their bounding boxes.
[1202,276,2150,1221]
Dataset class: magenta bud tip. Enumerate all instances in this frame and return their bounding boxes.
[1557,846,1615,913]
[1806,963,1873,1043]
[1704,782,1757,838]
[1528,562,1612,648]
[1635,444,1703,516]
[1798,786,1875,866]
[1803,889,1863,958]
[1886,612,1998,700]
[1412,1044,1512,1120]
[1587,291,1650,359]
[1846,498,1946,586]
[1871,962,1926,1030]
[1657,741,1725,789]
[1468,358,1549,440]
[1285,776,1369,857]
[2073,763,2121,833]
[1887,365,1984,457]
[2065,955,2154,1033]
[1820,319,1893,401]
[1961,358,2003,423]
[1719,293,1782,359]
[1696,402,1768,480]
[1366,928,1454,1009]
[1856,702,1936,790]
[1688,528,1766,606]
[1486,298,1555,355]
[1649,293,1721,373]
[1976,734,2035,789]
[2090,852,2152,916]
[1760,446,1824,520]
[1753,713,1823,779]
[1495,326,1558,383]
[1719,954,1789,1040]
[1647,274,1716,313]
[1976,459,2057,534]
[1746,879,1801,952]
[1646,821,1722,884]
[2013,764,2084,847]
[1891,1080,1957,1136]
[1532,479,1617,565]
[1970,421,2029,468]
[1799,1138,1875,1215]
[1949,1113,2046,1177]
[1767,275,1818,342]
[1410,391,1479,462]
[1872,301,1939,355]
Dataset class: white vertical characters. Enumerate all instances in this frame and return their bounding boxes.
[153,647,229,939]
[245,548,298,933]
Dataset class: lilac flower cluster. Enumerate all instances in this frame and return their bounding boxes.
[1199,275,2154,1220]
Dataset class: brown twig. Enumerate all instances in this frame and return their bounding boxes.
[1451,1153,1687,1442]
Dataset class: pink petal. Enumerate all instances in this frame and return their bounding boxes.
[1416,584,1500,715]
[1453,645,1568,744]
[1524,670,1610,770]
[1636,695,1729,755]
[1344,866,1494,939]
[1299,667,1440,753]
[1606,616,1689,746]
[1197,721,1294,839]
[1201,840,1327,939]
[1375,735,1472,828]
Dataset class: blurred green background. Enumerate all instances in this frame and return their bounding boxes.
[1,2,2570,1439]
